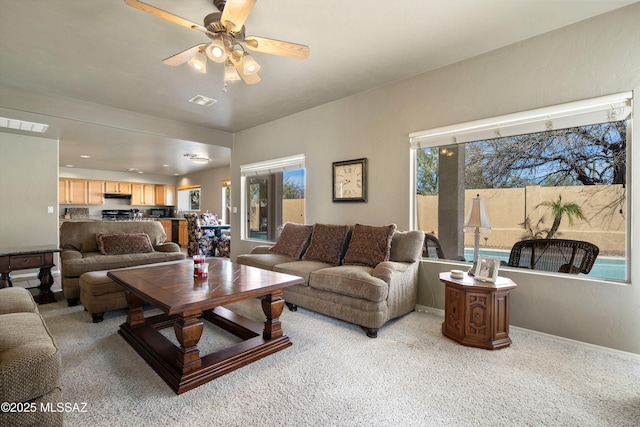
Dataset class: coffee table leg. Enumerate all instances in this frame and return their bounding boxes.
[261,290,285,340]
[174,314,203,374]
[125,291,145,327]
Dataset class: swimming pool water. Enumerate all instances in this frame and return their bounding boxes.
[463,249,626,281]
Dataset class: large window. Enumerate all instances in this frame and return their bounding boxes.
[410,93,632,282]
[241,155,305,241]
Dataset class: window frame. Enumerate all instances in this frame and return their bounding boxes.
[409,93,633,283]
[240,154,305,242]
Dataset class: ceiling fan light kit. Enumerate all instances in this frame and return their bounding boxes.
[124,0,309,87]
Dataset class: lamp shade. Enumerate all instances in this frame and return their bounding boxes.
[187,50,207,73]
[224,62,241,81]
[206,38,227,63]
[464,194,491,233]
[241,53,261,75]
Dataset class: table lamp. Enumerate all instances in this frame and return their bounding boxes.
[464,194,491,275]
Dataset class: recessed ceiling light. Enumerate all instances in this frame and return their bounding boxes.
[80,155,91,158]
[137,171,144,174]
[0,116,49,133]
[65,164,75,168]
[162,164,170,167]
[188,95,217,107]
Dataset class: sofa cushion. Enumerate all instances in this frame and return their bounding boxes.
[273,260,332,284]
[309,265,389,302]
[302,224,350,266]
[62,251,186,278]
[237,253,296,271]
[80,271,125,296]
[97,232,155,255]
[0,312,61,403]
[390,230,426,263]
[0,287,38,315]
[343,224,396,267]
[269,223,313,259]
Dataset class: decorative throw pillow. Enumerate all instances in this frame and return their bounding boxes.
[96,233,155,255]
[302,224,350,266]
[269,223,314,259]
[343,224,397,267]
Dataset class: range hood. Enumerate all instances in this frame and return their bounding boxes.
[104,193,132,199]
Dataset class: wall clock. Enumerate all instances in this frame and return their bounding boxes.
[332,158,367,202]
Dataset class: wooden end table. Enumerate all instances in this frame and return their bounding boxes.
[439,272,517,350]
[108,259,304,394]
[0,245,61,304]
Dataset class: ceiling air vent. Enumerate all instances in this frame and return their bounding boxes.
[188,95,217,107]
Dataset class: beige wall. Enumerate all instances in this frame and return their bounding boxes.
[232,4,640,353]
[0,133,59,249]
[177,166,231,220]
[418,185,626,253]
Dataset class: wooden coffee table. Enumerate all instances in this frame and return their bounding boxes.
[107,259,304,394]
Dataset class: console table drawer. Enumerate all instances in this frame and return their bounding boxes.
[11,254,45,269]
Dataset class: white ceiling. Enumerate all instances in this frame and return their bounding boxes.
[0,0,635,176]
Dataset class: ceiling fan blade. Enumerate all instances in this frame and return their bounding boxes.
[124,0,213,35]
[245,36,310,59]
[162,44,207,66]
[220,0,256,32]
[230,54,261,84]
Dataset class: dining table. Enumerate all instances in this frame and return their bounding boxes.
[200,224,230,238]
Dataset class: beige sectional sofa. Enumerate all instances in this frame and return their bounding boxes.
[0,287,62,427]
[59,221,186,306]
[237,223,424,338]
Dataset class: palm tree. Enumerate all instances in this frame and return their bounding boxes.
[536,195,587,239]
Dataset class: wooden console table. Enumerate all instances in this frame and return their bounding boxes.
[439,272,517,350]
[0,246,61,304]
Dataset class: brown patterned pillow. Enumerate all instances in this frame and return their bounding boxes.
[343,224,397,267]
[96,233,155,255]
[269,223,313,259]
[302,224,350,266]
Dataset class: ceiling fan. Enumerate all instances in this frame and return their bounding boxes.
[124,0,310,85]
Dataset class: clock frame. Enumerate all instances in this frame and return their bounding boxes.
[332,158,367,202]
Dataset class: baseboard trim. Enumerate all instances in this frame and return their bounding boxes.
[415,304,640,360]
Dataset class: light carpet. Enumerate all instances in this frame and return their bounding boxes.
[37,298,640,427]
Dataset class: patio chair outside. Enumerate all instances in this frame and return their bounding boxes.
[507,239,599,274]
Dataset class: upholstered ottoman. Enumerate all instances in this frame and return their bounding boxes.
[79,271,128,323]
[0,287,63,427]
[79,260,189,323]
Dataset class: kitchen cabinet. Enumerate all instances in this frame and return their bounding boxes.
[60,179,105,205]
[154,185,176,206]
[178,220,188,247]
[104,181,132,194]
[59,179,87,205]
[87,180,104,205]
[131,183,155,206]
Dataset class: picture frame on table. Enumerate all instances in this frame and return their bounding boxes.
[475,256,500,282]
